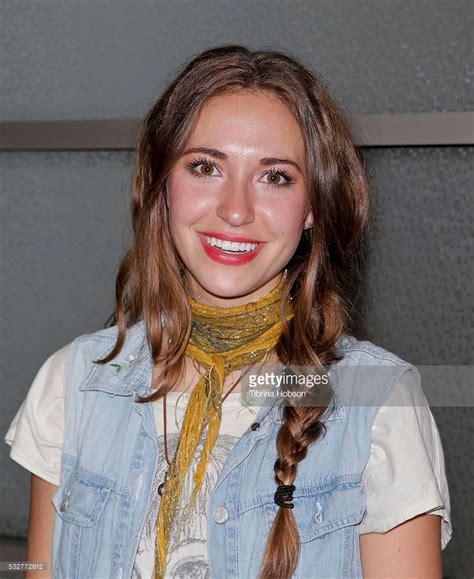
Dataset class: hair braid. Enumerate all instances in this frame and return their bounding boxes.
[258,405,329,578]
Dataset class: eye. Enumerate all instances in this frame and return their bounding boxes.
[261,168,295,188]
[185,157,220,179]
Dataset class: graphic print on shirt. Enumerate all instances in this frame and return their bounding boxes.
[132,430,239,579]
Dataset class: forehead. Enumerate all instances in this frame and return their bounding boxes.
[184,90,305,158]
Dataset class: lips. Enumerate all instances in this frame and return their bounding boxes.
[198,232,264,266]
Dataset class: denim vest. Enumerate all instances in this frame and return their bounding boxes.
[51,320,414,578]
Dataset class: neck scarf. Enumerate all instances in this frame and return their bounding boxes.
[153,276,293,577]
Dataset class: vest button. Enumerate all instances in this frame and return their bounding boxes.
[250,421,260,431]
[212,506,229,524]
[59,493,70,512]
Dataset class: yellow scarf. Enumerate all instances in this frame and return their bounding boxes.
[153,276,293,577]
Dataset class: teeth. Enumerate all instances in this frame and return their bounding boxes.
[204,235,258,253]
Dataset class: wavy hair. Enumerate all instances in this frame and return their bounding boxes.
[96,45,369,578]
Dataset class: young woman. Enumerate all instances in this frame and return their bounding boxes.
[5,45,451,578]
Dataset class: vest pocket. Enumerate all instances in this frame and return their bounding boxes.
[262,479,366,541]
[52,474,113,578]
[293,480,365,542]
[52,477,112,526]
[262,480,366,578]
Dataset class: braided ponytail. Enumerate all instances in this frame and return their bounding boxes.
[258,404,329,578]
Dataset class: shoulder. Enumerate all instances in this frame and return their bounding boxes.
[11,341,75,414]
[71,324,120,348]
[40,341,74,374]
[371,370,441,458]
[330,334,419,413]
[335,333,413,369]
[378,368,426,408]
[23,341,74,400]
[67,320,146,360]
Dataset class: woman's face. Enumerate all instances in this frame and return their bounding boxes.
[166,89,313,307]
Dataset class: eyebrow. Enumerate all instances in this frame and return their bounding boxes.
[182,147,302,173]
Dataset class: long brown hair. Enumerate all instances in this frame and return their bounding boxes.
[96,45,369,578]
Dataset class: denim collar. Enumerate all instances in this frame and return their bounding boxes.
[79,319,280,425]
[79,319,351,424]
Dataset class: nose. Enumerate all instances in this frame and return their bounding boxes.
[215,175,255,227]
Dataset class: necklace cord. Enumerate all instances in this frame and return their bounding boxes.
[161,353,268,467]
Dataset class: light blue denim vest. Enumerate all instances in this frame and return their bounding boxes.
[51,320,414,578]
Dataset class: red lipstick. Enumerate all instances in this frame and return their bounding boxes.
[198,233,264,266]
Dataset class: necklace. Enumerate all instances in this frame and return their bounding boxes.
[157,370,247,497]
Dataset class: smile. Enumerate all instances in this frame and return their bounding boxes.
[204,235,258,253]
[198,232,264,265]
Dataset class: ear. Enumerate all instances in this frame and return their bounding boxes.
[304,210,313,230]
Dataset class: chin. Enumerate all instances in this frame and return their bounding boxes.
[199,279,256,299]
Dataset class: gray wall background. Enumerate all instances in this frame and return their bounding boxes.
[1,1,472,577]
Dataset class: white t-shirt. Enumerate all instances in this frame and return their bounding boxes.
[4,343,452,578]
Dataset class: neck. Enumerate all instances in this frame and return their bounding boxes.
[186,274,285,309]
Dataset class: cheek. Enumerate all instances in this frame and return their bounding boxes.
[167,176,212,224]
[260,199,307,236]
